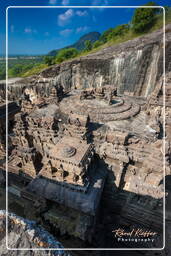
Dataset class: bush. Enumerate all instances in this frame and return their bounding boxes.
[8,63,39,77]
[107,24,130,40]
[132,1,158,33]
[84,40,92,51]
[93,40,104,48]
[0,64,6,80]
[21,64,48,77]
[8,64,23,77]
[99,24,130,43]
[55,48,78,63]
[44,56,55,66]
[100,28,113,43]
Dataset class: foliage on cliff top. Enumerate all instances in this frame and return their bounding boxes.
[43,4,170,66]
[132,2,159,33]
[55,48,79,64]
[20,63,48,77]
[0,56,43,80]
[6,3,171,78]
[81,5,171,53]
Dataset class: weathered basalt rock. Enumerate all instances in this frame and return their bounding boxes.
[0,25,171,102]
[0,210,69,255]
[0,26,170,251]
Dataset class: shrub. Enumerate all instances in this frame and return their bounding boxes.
[21,64,48,77]
[84,40,92,51]
[55,48,78,63]
[44,56,55,66]
[8,64,23,77]
[100,28,113,43]
[132,1,159,33]
[93,40,104,48]
[107,24,130,40]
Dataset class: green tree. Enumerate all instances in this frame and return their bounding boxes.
[44,56,54,66]
[84,40,92,51]
[132,2,158,33]
[164,6,171,14]
[0,64,6,80]
[107,24,130,40]
[8,64,23,77]
[100,28,114,43]
[93,40,103,49]
[55,48,78,63]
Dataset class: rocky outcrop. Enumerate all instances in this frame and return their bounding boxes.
[0,25,170,102]
[40,24,171,96]
[0,25,170,251]
[0,210,69,255]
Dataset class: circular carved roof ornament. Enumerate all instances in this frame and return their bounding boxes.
[61,145,76,158]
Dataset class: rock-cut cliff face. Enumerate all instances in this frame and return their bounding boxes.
[0,25,171,101]
[39,24,171,97]
[0,210,69,255]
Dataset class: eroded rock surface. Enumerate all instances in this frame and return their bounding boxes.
[0,25,170,103]
[0,210,69,255]
[0,25,170,252]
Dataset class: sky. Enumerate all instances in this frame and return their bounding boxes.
[0,0,170,55]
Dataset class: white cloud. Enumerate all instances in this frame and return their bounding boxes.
[10,25,14,33]
[24,28,37,34]
[62,0,69,5]
[60,28,73,36]
[49,0,57,4]
[76,10,88,17]
[58,9,74,26]
[76,26,89,33]
[58,9,88,27]
[24,28,32,34]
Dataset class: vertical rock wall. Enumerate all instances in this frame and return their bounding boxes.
[0,26,170,102]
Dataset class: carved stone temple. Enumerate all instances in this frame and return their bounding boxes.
[0,25,171,252]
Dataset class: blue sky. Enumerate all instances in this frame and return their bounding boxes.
[0,0,170,55]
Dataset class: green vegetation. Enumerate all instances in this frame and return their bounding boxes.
[90,4,171,52]
[20,63,48,77]
[0,63,6,80]
[99,24,130,43]
[84,40,93,51]
[0,56,43,80]
[44,56,55,66]
[41,3,171,70]
[2,2,170,79]
[93,40,104,49]
[132,2,159,33]
[48,32,100,56]
[55,48,78,64]
[149,5,171,31]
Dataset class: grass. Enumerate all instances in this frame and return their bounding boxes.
[21,63,48,77]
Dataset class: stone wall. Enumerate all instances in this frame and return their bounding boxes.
[0,25,170,102]
[40,24,171,97]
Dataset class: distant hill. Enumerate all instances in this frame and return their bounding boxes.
[48,31,101,56]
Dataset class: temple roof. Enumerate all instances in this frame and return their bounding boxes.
[48,136,92,166]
